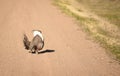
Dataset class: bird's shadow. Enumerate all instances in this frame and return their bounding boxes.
[32,49,55,54]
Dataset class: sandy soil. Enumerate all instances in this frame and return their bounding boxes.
[0,0,120,76]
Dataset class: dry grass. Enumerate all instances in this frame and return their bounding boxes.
[77,0,120,28]
[53,0,120,60]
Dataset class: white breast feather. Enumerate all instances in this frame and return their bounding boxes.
[33,31,44,41]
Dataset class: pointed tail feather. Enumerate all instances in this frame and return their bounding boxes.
[23,34,30,50]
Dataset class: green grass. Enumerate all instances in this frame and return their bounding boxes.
[53,0,120,60]
[101,14,120,27]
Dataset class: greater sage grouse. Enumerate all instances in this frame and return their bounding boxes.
[23,30,44,54]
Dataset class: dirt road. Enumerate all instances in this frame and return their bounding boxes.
[0,0,120,76]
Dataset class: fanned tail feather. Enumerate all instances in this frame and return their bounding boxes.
[23,34,30,50]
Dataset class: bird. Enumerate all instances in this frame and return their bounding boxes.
[23,30,44,54]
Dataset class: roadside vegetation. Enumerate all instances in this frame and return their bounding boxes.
[53,0,120,60]
[77,0,120,28]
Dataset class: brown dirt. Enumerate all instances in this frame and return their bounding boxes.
[0,0,120,76]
